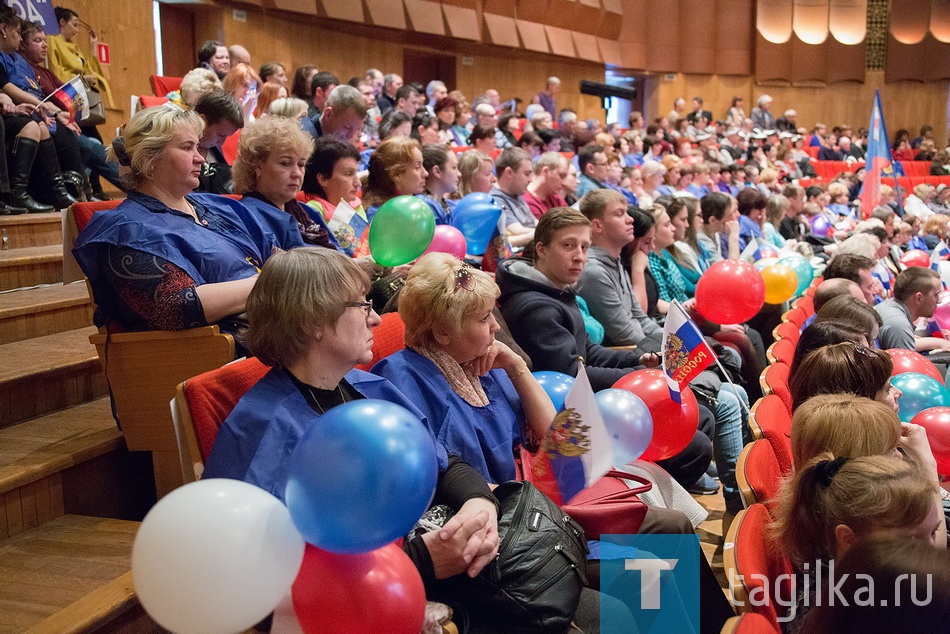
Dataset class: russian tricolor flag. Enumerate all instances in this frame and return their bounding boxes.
[50,76,90,124]
[523,362,613,504]
[662,300,715,403]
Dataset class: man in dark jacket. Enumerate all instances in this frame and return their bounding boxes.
[496,207,717,493]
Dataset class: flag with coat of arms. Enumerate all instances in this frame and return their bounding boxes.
[523,361,613,505]
[49,76,90,124]
[661,299,716,403]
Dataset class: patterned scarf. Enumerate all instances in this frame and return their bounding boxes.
[410,344,489,407]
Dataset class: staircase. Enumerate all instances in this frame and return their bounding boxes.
[0,211,159,632]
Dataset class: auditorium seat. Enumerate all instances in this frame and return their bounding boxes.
[724,503,794,628]
[355,311,406,371]
[150,74,183,96]
[736,438,784,508]
[760,362,793,415]
[173,357,270,481]
[720,612,780,634]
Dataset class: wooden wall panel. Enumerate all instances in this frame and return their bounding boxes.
[790,39,827,84]
[266,0,317,14]
[618,0,648,69]
[653,70,948,146]
[57,0,155,142]
[442,3,481,41]
[517,0,550,22]
[517,20,552,53]
[825,39,866,83]
[456,53,606,121]
[716,0,752,74]
[317,0,365,23]
[680,0,717,74]
[645,0,680,72]
[755,36,794,84]
[405,0,447,35]
[572,32,602,62]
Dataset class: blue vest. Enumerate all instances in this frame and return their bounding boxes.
[73,191,288,327]
[203,367,448,501]
[373,349,524,484]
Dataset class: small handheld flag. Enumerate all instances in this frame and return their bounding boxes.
[529,361,613,504]
[661,300,716,403]
[47,76,89,124]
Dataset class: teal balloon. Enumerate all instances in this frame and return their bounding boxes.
[892,372,950,423]
[778,255,814,296]
[368,196,436,266]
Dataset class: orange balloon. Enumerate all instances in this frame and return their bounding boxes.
[760,263,798,305]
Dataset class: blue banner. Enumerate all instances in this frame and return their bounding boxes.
[8,0,59,35]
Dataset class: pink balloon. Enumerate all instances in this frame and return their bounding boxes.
[423,225,467,260]
[935,297,950,331]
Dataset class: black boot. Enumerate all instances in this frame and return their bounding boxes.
[9,137,53,213]
[0,192,27,215]
[33,138,79,210]
[61,171,87,202]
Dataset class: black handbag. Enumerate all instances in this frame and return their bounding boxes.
[432,481,590,633]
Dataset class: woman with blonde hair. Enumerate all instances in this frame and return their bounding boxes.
[454,150,495,199]
[772,454,943,632]
[233,116,344,255]
[374,252,554,483]
[73,106,298,338]
[923,213,949,250]
[362,135,427,215]
[173,68,222,108]
[267,97,309,120]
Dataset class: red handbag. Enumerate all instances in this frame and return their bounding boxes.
[561,469,652,540]
[519,448,652,539]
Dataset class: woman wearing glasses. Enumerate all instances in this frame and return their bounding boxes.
[203,247,505,612]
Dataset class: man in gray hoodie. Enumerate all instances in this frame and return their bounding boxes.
[575,189,663,352]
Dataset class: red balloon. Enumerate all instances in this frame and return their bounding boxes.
[901,249,931,269]
[292,543,425,634]
[695,259,765,325]
[612,369,699,462]
[886,348,945,384]
[910,407,950,476]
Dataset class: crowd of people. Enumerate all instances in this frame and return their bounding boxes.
[63,27,950,632]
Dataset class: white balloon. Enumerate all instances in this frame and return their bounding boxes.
[132,479,305,634]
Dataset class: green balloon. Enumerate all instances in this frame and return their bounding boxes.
[778,255,814,296]
[368,195,436,267]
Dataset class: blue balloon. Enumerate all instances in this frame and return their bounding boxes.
[533,371,574,411]
[892,372,950,423]
[595,389,654,466]
[451,193,502,256]
[285,399,438,553]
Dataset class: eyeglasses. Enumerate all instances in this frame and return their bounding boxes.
[344,301,374,317]
[455,263,475,292]
[594,162,609,167]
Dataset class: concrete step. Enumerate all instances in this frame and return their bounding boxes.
[0,327,105,429]
[0,246,62,292]
[0,283,93,345]
[0,212,62,250]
